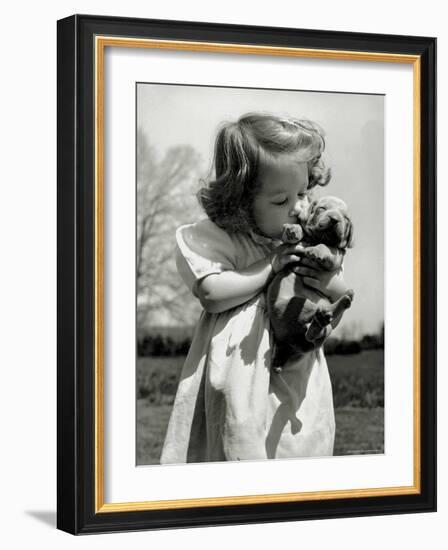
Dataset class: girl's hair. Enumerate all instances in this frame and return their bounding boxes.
[198,112,331,233]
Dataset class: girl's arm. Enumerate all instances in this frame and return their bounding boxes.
[197,243,304,314]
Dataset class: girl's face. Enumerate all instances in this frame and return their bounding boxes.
[252,154,310,239]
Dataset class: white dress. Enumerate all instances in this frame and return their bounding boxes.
[160,219,335,464]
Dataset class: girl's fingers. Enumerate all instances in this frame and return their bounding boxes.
[290,244,306,254]
[283,254,302,266]
[294,266,318,277]
[299,257,321,269]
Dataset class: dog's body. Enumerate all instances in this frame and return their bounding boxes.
[266,196,355,372]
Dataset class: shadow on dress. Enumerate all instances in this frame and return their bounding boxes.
[265,356,313,458]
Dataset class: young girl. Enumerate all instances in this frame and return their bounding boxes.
[161,113,346,464]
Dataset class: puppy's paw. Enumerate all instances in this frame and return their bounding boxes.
[330,291,354,319]
[304,244,332,267]
[345,289,355,302]
[282,224,303,243]
[305,322,332,344]
[314,308,333,327]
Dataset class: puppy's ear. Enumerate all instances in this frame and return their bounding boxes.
[308,199,319,218]
[343,219,354,248]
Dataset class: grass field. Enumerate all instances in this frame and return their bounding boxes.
[136,349,384,465]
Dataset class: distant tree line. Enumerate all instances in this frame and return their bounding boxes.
[137,324,384,358]
[324,329,384,356]
[137,334,192,357]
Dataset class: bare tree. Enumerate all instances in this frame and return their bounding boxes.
[137,128,203,330]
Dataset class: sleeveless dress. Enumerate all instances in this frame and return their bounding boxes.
[160,219,335,464]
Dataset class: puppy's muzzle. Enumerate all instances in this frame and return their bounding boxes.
[313,212,348,247]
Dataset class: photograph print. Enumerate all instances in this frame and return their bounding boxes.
[136,83,384,466]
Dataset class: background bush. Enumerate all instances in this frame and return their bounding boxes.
[137,325,384,358]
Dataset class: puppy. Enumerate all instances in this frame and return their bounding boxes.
[266,196,355,372]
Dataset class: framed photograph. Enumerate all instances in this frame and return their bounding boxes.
[57,14,436,534]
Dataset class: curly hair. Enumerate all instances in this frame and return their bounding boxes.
[198,113,331,234]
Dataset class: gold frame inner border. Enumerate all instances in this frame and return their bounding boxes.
[94,36,421,514]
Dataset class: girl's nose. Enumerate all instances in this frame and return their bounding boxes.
[290,200,304,218]
[289,208,299,220]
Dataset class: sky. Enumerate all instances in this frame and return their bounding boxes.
[137,83,384,337]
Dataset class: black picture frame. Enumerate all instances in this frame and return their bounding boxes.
[57,14,436,535]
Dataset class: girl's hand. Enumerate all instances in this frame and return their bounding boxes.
[294,258,349,302]
[270,243,306,274]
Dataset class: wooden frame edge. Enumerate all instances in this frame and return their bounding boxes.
[93,36,423,514]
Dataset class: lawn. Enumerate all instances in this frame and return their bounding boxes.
[334,407,384,456]
[137,400,384,465]
[136,349,384,465]
[327,350,384,408]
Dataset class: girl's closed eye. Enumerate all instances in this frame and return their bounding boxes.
[272,198,288,206]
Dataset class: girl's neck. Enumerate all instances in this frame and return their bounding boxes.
[249,228,282,247]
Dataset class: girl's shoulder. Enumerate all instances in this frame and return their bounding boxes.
[176,218,239,267]
[177,218,226,236]
[176,219,272,270]
[176,218,234,249]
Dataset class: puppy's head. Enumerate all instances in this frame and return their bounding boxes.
[304,196,354,249]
